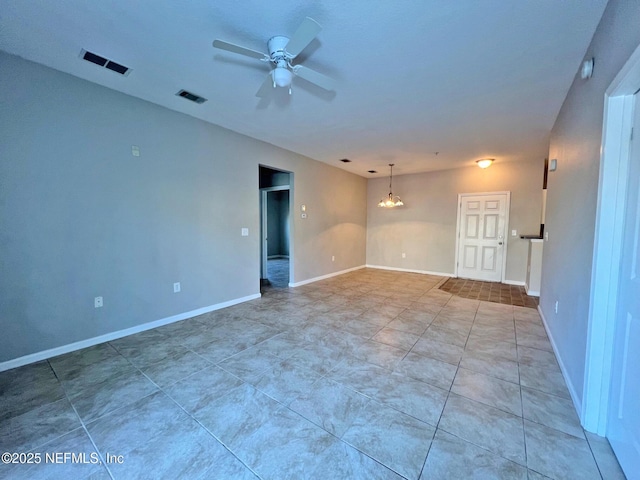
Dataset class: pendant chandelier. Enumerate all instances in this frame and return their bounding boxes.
[378,163,404,208]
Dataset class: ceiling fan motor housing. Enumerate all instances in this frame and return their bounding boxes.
[268,36,293,88]
[268,36,291,62]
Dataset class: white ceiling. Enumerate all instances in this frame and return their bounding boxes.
[0,0,607,177]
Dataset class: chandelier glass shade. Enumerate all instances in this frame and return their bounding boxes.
[378,164,404,208]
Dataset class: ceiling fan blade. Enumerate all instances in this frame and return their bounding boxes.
[255,72,274,97]
[212,39,268,61]
[284,17,322,58]
[292,65,335,91]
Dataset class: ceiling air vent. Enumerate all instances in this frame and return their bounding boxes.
[340,159,352,163]
[80,49,131,76]
[176,90,208,104]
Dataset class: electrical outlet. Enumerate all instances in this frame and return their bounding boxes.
[511,230,517,237]
[241,228,249,236]
[555,301,559,314]
[402,253,406,258]
[545,231,549,241]
[94,296,103,308]
[173,282,181,293]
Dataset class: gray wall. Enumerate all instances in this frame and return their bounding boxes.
[263,157,368,283]
[0,52,367,362]
[540,0,640,404]
[366,159,544,282]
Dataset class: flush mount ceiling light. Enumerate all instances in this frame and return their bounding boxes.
[581,58,594,80]
[378,164,404,208]
[476,158,494,169]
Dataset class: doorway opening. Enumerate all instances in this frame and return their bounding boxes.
[259,166,292,291]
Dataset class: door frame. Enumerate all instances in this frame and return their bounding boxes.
[583,42,640,435]
[260,185,290,281]
[454,191,511,283]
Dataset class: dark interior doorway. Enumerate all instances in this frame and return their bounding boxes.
[259,166,292,290]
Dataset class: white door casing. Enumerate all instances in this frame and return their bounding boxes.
[260,189,268,279]
[583,42,640,454]
[606,93,640,477]
[259,184,290,281]
[455,192,510,282]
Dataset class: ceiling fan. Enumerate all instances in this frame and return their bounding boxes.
[212,17,335,97]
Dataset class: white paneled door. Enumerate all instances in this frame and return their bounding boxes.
[456,193,509,282]
[607,94,640,477]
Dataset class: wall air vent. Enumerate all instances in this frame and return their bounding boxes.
[176,90,208,104]
[80,49,131,76]
[340,159,352,163]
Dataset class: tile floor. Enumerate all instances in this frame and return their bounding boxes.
[265,258,289,289]
[0,269,626,479]
[440,277,539,308]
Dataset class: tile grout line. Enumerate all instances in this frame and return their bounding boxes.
[141,300,415,479]
[430,299,537,471]
[132,364,263,479]
[81,340,262,477]
[46,359,117,480]
[513,309,531,474]
[6,270,601,479]
[582,433,608,480]
[1,363,80,457]
[155,337,406,479]
[421,293,476,477]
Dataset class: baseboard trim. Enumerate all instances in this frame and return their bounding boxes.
[504,279,526,287]
[525,284,540,297]
[365,264,455,277]
[0,292,262,373]
[289,265,366,287]
[538,305,583,421]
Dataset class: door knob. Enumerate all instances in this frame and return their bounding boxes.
[498,241,503,245]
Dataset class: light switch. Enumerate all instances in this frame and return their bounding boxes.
[511,230,517,237]
[241,228,249,236]
[301,204,306,212]
[131,145,140,157]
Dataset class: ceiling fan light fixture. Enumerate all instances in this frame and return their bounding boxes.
[272,67,293,88]
[476,158,494,169]
[213,17,335,97]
